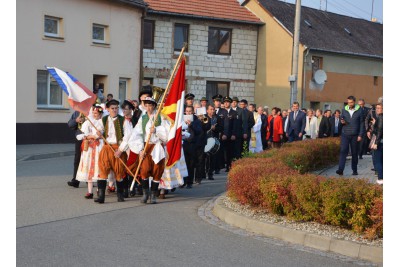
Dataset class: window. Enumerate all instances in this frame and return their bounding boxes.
[208,27,232,55]
[37,70,63,107]
[143,78,153,86]
[119,78,128,102]
[206,81,230,103]
[44,16,62,38]
[144,20,155,49]
[92,24,108,44]
[174,24,189,52]
[312,56,323,77]
[374,76,378,86]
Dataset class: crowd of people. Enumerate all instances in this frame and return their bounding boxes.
[66,86,384,205]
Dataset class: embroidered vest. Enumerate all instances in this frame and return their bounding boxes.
[102,115,125,143]
[142,113,161,141]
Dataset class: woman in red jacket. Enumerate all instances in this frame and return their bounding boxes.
[266,107,284,148]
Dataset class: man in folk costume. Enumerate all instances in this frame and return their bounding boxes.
[130,97,169,204]
[120,100,136,198]
[249,104,263,153]
[94,99,133,204]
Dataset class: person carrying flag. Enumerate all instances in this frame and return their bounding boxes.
[129,97,169,204]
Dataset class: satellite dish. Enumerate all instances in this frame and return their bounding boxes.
[314,70,327,85]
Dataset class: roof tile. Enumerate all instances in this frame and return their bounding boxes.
[145,0,262,24]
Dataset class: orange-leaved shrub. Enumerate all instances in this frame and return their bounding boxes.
[227,137,383,239]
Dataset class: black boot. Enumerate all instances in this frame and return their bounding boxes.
[150,182,160,204]
[123,178,130,198]
[116,181,125,202]
[94,180,106,204]
[140,179,150,204]
[137,183,143,196]
[67,179,80,188]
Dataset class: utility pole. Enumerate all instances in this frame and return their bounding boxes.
[289,0,302,105]
[371,0,375,21]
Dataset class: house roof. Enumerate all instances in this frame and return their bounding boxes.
[145,0,263,25]
[111,0,147,9]
[257,0,382,58]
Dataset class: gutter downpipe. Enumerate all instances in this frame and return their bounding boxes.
[302,47,309,107]
[139,5,148,91]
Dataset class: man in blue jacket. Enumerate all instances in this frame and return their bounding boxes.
[336,96,365,176]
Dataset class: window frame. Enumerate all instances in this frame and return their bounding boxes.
[311,56,323,78]
[92,23,108,44]
[174,23,189,52]
[143,20,155,49]
[44,15,61,38]
[37,70,64,108]
[207,27,232,56]
[119,78,128,103]
[206,81,230,103]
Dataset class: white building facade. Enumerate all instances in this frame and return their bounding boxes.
[16,0,145,144]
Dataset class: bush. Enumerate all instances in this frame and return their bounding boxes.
[227,138,383,239]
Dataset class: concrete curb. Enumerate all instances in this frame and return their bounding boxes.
[212,196,382,264]
[17,151,75,162]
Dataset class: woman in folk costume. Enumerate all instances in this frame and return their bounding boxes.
[249,104,263,153]
[266,107,284,148]
[76,105,104,199]
[304,109,318,140]
[128,97,169,204]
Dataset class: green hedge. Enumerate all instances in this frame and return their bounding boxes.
[227,138,383,240]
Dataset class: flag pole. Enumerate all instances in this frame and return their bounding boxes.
[130,44,187,191]
[83,114,142,185]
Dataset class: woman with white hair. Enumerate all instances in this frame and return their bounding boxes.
[304,109,318,139]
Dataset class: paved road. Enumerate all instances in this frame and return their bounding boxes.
[17,156,375,267]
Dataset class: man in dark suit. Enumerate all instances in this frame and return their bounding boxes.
[238,99,255,155]
[317,109,331,138]
[231,97,242,159]
[330,109,343,137]
[222,96,239,172]
[213,94,227,174]
[281,109,289,143]
[286,101,306,142]
[357,99,370,159]
[336,96,365,176]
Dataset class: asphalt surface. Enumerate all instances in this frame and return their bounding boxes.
[16,154,376,267]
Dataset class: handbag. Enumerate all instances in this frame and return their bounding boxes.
[368,134,377,150]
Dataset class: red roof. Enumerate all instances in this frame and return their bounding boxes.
[145,0,262,24]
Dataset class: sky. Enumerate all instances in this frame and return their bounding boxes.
[282,0,383,23]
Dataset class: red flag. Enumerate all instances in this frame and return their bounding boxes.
[161,59,186,168]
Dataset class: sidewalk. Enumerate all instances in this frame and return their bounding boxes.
[16,143,75,161]
[318,155,377,183]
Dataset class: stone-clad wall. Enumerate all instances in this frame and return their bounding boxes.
[143,15,258,102]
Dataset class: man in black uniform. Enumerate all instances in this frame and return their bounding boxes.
[203,104,223,180]
[231,97,243,159]
[222,97,239,172]
[182,105,202,188]
[212,94,227,174]
[184,93,195,109]
[239,99,255,156]
[67,111,85,188]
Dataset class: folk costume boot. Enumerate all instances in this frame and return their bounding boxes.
[150,182,160,204]
[116,181,125,202]
[123,177,130,198]
[140,179,150,204]
[94,180,107,204]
